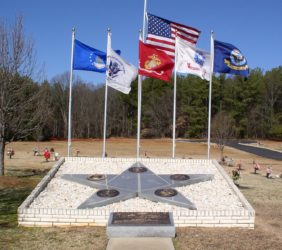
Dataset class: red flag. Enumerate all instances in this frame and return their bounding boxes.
[139,41,174,82]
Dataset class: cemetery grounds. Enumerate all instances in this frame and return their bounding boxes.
[0,138,281,250]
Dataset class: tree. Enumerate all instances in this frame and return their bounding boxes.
[211,111,235,160]
[34,80,54,140]
[145,89,172,137]
[50,73,73,139]
[142,78,173,137]
[179,75,208,138]
[262,67,282,138]
[0,16,39,175]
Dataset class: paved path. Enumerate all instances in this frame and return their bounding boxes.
[226,141,282,161]
[106,237,175,250]
[178,139,282,160]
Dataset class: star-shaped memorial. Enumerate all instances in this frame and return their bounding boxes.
[62,162,213,210]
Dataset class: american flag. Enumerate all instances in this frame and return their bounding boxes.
[146,13,201,59]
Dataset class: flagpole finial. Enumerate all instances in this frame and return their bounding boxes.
[211,30,214,39]
[72,27,75,32]
[107,28,111,33]
[139,29,142,39]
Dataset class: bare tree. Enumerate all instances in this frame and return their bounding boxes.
[50,73,70,138]
[263,67,282,128]
[211,111,235,161]
[0,16,39,175]
[144,90,173,137]
[34,81,54,140]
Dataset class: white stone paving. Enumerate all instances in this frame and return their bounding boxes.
[30,159,245,212]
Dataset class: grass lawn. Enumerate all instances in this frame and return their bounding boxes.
[0,139,282,249]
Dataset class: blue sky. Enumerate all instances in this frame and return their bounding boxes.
[1,0,281,84]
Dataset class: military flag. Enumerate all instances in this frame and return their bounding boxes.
[176,37,211,81]
[73,39,107,73]
[214,40,249,77]
[107,48,137,94]
[139,41,174,82]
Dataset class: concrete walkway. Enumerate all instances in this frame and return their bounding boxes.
[106,237,175,250]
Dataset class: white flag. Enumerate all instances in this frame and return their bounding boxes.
[176,37,211,81]
[107,48,137,94]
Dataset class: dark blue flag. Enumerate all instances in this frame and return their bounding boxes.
[73,39,109,73]
[214,40,249,77]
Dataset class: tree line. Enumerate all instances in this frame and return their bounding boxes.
[2,65,282,143]
[36,67,282,141]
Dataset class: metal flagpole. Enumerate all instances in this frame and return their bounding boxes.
[136,0,147,160]
[137,30,142,160]
[172,36,178,158]
[142,0,147,39]
[208,31,214,159]
[102,28,111,158]
[67,28,75,157]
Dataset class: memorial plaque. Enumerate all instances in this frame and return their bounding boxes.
[107,212,175,238]
[97,189,119,197]
[128,166,148,173]
[170,174,190,181]
[87,174,106,181]
[155,188,178,197]
[112,212,170,225]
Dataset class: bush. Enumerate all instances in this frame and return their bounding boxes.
[268,125,282,139]
[141,128,157,138]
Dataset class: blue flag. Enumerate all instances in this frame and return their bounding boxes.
[214,40,249,77]
[73,39,107,73]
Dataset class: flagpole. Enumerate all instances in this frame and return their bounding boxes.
[136,0,147,160]
[67,28,75,157]
[172,36,178,158]
[142,0,147,39]
[137,30,143,160]
[102,28,111,158]
[208,31,214,159]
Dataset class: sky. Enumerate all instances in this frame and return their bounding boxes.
[1,0,282,84]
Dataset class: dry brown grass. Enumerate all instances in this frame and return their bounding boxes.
[1,138,282,250]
